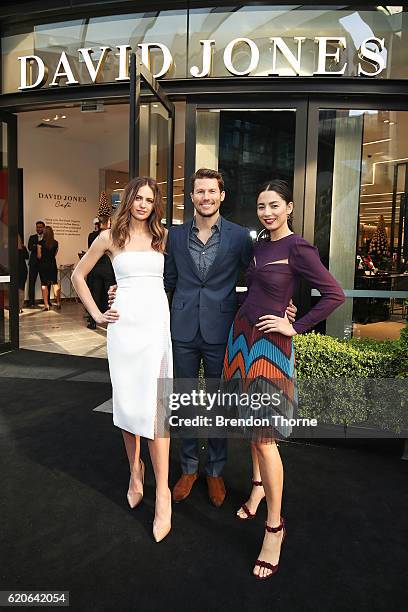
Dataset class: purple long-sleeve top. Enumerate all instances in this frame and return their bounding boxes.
[240,234,345,334]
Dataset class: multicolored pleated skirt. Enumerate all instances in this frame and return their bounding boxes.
[222,310,297,442]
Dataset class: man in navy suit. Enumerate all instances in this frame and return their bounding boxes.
[165,168,254,507]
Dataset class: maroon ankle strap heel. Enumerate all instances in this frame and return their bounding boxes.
[254,518,286,580]
[237,480,264,520]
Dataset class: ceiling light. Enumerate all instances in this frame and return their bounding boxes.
[362,138,391,146]
[43,118,50,122]
[157,178,185,185]
[360,200,393,205]
[361,156,408,186]
[153,104,159,108]
[383,119,389,123]
[53,115,59,121]
[61,115,66,119]
[389,121,396,125]
[115,180,120,184]
[360,192,403,197]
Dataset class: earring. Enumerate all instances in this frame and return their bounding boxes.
[257,228,269,241]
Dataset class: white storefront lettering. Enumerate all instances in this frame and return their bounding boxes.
[18,35,388,90]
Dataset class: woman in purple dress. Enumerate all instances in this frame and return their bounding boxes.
[223,180,345,580]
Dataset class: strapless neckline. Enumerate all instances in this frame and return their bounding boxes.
[112,250,162,262]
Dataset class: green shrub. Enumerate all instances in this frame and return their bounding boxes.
[293,326,408,432]
[294,328,407,379]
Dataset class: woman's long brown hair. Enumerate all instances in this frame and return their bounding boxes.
[43,226,56,249]
[110,176,166,252]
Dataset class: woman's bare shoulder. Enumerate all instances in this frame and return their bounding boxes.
[98,229,113,246]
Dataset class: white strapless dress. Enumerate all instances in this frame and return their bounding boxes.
[107,251,172,439]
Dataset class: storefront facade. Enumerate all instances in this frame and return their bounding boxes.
[0,1,407,350]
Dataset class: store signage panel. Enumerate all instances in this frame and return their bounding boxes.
[18,36,387,90]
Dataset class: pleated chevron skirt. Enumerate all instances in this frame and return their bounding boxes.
[222,310,297,442]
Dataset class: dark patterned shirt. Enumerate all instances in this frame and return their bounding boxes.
[189,215,221,280]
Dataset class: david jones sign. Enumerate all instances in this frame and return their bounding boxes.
[18,36,387,89]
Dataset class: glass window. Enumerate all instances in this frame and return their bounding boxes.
[195,108,296,232]
[314,108,408,340]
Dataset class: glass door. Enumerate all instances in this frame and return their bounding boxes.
[129,52,175,226]
[0,111,18,351]
[184,101,308,236]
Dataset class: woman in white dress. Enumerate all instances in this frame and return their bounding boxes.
[72,177,172,543]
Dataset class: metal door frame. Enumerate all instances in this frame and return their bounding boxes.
[0,109,18,350]
[392,162,408,271]
[129,52,175,226]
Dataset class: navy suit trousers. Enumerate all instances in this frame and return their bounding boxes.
[172,329,227,477]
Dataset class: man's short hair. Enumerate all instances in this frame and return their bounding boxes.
[190,168,224,193]
[98,215,110,225]
[36,221,45,226]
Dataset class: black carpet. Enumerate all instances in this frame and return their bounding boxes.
[1,350,407,612]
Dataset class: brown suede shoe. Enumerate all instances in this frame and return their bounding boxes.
[206,476,226,507]
[172,473,198,502]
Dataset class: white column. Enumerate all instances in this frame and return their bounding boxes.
[195,111,220,170]
[326,111,364,338]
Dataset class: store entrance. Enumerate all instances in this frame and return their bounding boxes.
[2,54,178,354]
[16,102,130,356]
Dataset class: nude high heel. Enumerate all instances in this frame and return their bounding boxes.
[153,490,172,543]
[127,459,145,509]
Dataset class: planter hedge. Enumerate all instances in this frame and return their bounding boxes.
[293,325,408,433]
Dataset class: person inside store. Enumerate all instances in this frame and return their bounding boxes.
[222,179,345,579]
[37,225,61,311]
[88,217,101,249]
[71,177,172,543]
[17,234,29,313]
[92,218,100,235]
[27,220,45,307]
[84,216,103,326]
[86,215,116,330]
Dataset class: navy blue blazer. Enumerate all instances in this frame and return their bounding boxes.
[164,217,253,344]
